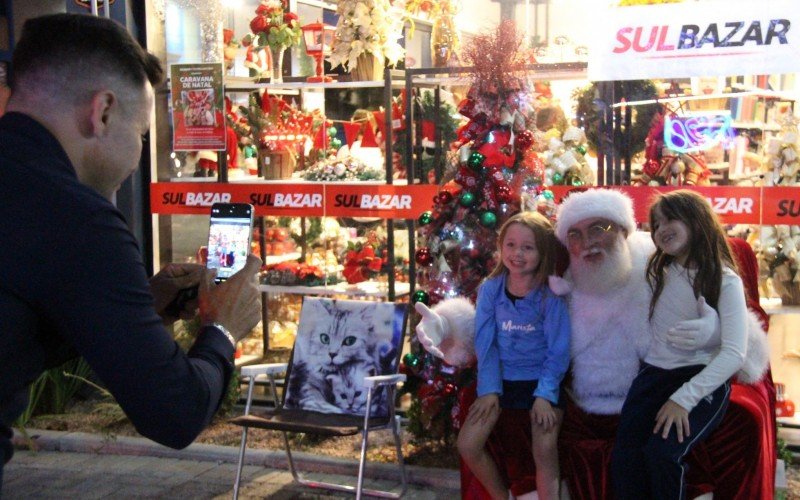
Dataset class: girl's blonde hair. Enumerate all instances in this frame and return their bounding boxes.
[487,211,559,284]
[646,190,738,319]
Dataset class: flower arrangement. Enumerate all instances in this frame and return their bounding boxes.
[328,0,405,73]
[302,155,385,182]
[342,240,387,284]
[261,261,331,287]
[243,0,301,51]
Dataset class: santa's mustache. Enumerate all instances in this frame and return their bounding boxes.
[580,247,606,260]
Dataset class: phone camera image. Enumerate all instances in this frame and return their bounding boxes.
[207,203,253,282]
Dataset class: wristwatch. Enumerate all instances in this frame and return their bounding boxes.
[207,322,236,349]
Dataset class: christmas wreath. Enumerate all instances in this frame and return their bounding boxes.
[572,79,659,160]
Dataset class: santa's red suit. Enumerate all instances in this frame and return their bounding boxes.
[419,189,775,499]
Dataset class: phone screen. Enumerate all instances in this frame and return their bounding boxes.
[207,203,254,282]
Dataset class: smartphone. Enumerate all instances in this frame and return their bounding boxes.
[207,202,254,283]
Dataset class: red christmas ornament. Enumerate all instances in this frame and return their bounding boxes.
[515,129,535,151]
[415,247,434,267]
[437,190,454,204]
[495,184,515,204]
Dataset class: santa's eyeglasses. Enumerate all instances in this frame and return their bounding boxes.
[566,222,616,246]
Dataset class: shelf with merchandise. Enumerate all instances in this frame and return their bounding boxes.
[235,69,408,356]
[259,281,410,298]
[615,88,796,187]
[224,75,405,92]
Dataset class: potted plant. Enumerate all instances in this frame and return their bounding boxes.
[327,0,405,81]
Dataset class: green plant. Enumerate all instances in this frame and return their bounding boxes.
[217,370,241,418]
[778,436,793,466]
[47,358,93,414]
[13,372,49,428]
[14,357,93,429]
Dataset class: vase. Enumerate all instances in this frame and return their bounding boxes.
[431,12,458,67]
[271,47,286,84]
[350,53,384,81]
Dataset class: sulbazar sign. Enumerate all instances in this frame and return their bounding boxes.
[151,183,798,224]
[547,185,786,225]
[325,184,440,219]
[589,0,800,80]
[150,183,440,219]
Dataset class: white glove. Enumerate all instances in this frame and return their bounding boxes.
[666,296,720,350]
[414,301,449,360]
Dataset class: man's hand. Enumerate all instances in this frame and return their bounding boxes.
[150,263,204,322]
[653,399,690,443]
[666,296,719,350]
[199,254,262,342]
[415,302,448,359]
[467,393,499,426]
[531,397,557,432]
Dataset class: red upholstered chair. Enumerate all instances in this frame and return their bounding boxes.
[458,237,776,499]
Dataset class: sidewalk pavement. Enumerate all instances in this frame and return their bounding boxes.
[3,429,460,499]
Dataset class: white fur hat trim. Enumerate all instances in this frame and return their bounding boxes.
[555,188,636,244]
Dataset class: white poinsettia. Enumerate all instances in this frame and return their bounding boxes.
[327,0,405,72]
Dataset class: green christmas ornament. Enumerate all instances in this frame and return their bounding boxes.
[571,177,584,187]
[575,144,587,156]
[467,152,485,169]
[552,172,564,185]
[403,352,421,368]
[418,211,433,225]
[327,126,338,137]
[542,189,555,201]
[330,138,342,149]
[459,192,476,207]
[479,211,498,228]
[412,290,430,305]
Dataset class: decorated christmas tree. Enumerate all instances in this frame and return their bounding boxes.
[757,114,800,305]
[401,21,560,442]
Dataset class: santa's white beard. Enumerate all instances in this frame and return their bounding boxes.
[570,235,633,295]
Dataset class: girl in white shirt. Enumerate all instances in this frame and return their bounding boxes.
[610,190,747,499]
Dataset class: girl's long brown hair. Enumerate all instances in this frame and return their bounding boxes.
[646,190,738,320]
[487,211,560,285]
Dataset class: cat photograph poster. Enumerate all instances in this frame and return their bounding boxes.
[284,298,406,417]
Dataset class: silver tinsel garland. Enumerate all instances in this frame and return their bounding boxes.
[154,0,224,63]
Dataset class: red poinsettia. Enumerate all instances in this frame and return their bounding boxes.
[342,245,384,284]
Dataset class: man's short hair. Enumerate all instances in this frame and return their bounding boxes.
[11,13,163,99]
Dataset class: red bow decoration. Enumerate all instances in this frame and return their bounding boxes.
[342,245,384,284]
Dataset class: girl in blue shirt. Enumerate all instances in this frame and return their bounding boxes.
[457,211,571,500]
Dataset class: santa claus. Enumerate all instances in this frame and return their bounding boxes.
[415,188,775,499]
